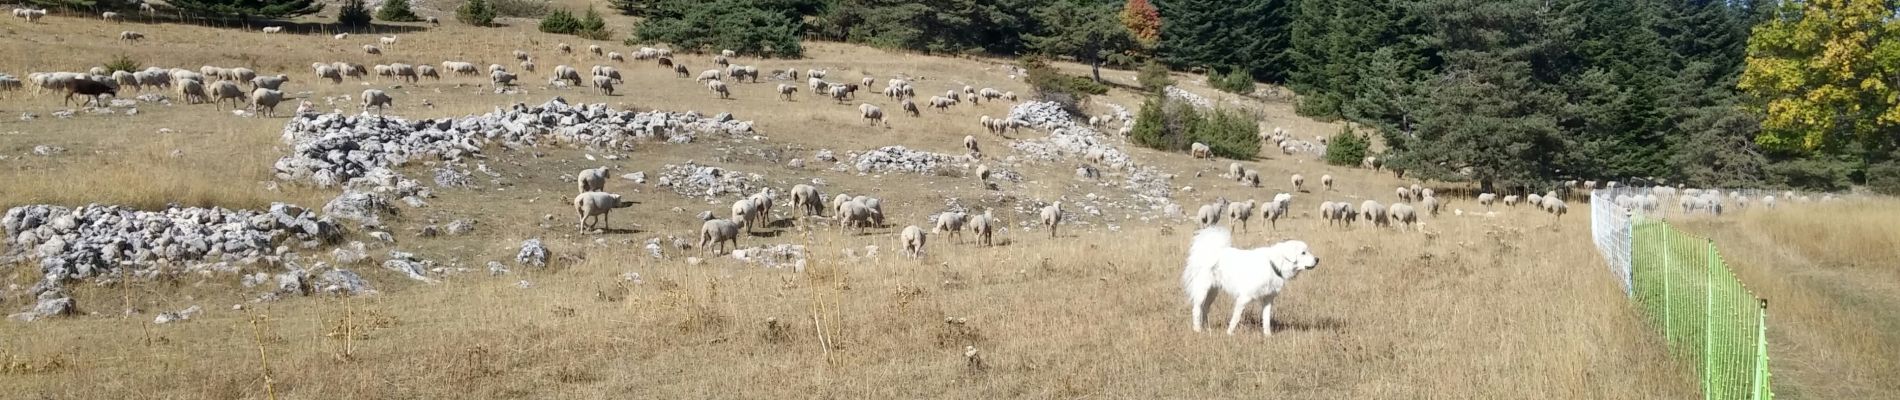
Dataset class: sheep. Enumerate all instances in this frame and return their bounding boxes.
[574,192,636,233]
[608,52,624,62]
[1264,197,1291,229]
[707,79,730,99]
[970,210,996,246]
[1542,197,1569,220]
[1226,200,1256,232]
[261,26,282,33]
[363,45,381,55]
[860,197,886,226]
[928,95,955,111]
[558,43,572,53]
[1360,200,1389,227]
[250,74,289,91]
[1397,187,1414,203]
[520,60,536,72]
[591,75,617,95]
[807,77,828,92]
[249,88,284,117]
[207,80,244,109]
[1421,188,1434,199]
[807,69,826,79]
[177,79,207,104]
[712,55,730,67]
[491,70,517,86]
[576,167,610,193]
[112,71,139,91]
[838,200,875,234]
[337,63,367,80]
[1321,174,1334,191]
[859,104,888,127]
[1409,184,1423,200]
[1478,193,1496,209]
[1389,203,1418,231]
[1197,200,1226,228]
[412,65,440,80]
[964,135,980,154]
[489,64,506,74]
[1190,142,1211,158]
[427,16,439,24]
[698,69,722,82]
[1762,195,1776,209]
[828,85,853,103]
[313,65,342,84]
[1420,195,1441,217]
[1328,202,1357,227]
[443,61,478,76]
[119,31,144,41]
[1227,162,1244,179]
[100,11,122,22]
[334,33,349,40]
[789,184,826,222]
[1362,156,1382,170]
[748,189,775,226]
[1291,174,1305,192]
[979,88,1003,101]
[934,212,967,243]
[361,89,393,113]
[1527,193,1543,206]
[1503,195,1520,207]
[1234,169,1258,187]
[65,79,117,107]
[699,219,741,255]
[730,198,761,234]
[379,36,397,46]
[901,99,919,117]
[901,225,928,258]
[0,75,20,95]
[776,84,798,100]
[1319,201,1336,222]
[1041,202,1063,238]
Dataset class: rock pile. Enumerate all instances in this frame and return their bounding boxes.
[1166,86,1213,110]
[3,203,343,281]
[655,162,763,199]
[848,146,967,175]
[1007,102,1135,170]
[730,244,806,269]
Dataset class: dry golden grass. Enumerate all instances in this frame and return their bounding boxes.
[1677,201,1900,399]
[0,12,1699,399]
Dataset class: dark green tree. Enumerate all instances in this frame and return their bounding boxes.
[609,0,646,16]
[1324,126,1372,167]
[376,0,421,21]
[1155,0,1295,82]
[338,0,371,26]
[1026,0,1138,83]
[456,0,496,26]
[634,0,804,57]
[818,0,1038,55]
[539,8,581,34]
[167,0,323,20]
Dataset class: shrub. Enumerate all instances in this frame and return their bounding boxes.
[574,6,613,40]
[1211,68,1255,95]
[376,0,421,22]
[457,0,497,26]
[1022,56,1108,116]
[338,0,372,26]
[609,0,644,16]
[489,0,548,17]
[538,9,581,34]
[1866,161,1900,195]
[1766,157,1856,192]
[103,55,140,73]
[1137,60,1172,94]
[1129,94,1259,159]
[1324,126,1371,166]
[633,0,803,58]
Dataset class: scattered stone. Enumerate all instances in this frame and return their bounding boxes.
[516,239,548,267]
[2,203,338,282]
[382,251,435,282]
[487,260,509,275]
[31,145,64,156]
[624,171,647,184]
[316,268,374,295]
[153,305,202,324]
[850,146,965,175]
[655,161,763,199]
[444,219,475,235]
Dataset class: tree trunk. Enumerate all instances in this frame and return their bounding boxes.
[1480,179,1494,194]
[1091,60,1103,83]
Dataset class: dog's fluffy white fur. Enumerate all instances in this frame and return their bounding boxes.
[1182,227,1320,335]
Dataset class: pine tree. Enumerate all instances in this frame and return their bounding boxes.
[337,0,371,26]
[1119,0,1161,47]
[376,0,421,22]
[1027,0,1138,83]
[1155,0,1294,82]
[1392,0,1566,191]
[610,0,645,16]
[457,0,496,26]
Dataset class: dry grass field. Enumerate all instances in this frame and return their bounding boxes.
[0,6,1739,399]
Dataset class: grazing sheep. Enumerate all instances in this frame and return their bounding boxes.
[592,75,617,95]
[666,62,685,77]
[979,88,1002,101]
[553,65,582,86]
[207,80,244,109]
[177,79,207,104]
[838,201,874,234]
[1198,200,1226,228]
[1762,195,1776,209]
[249,88,284,117]
[1389,203,1418,231]
[1409,184,1423,200]
[712,55,729,67]
[65,79,117,107]
[897,98,918,117]
[119,31,144,41]
[707,79,730,99]
[975,164,991,181]
[1542,197,1569,220]
[1321,174,1334,191]
[261,26,282,33]
[730,198,761,234]
[1190,142,1211,158]
[558,43,572,53]
[576,167,610,193]
[807,69,826,79]
[1527,193,1543,206]
[964,135,980,154]
[776,84,797,100]
[1328,202,1357,226]
[791,184,824,218]
[520,60,535,72]
[1420,196,1441,217]
[1291,174,1305,192]
[928,95,954,111]
[443,61,478,75]
[828,85,853,102]
[608,52,624,62]
[1397,187,1414,203]
[699,219,741,255]
[934,212,967,243]
[1226,200,1256,232]
[970,210,996,246]
[361,89,393,113]
[491,70,517,85]
[363,45,381,55]
[697,69,722,82]
[334,33,349,40]
[1226,163,1244,179]
[378,36,397,46]
[859,103,887,127]
[1478,193,1496,209]
[1421,188,1434,199]
[1503,195,1520,207]
[250,74,289,90]
[1361,156,1381,170]
[1241,169,1262,187]
[1319,201,1336,222]
[574,192,636,233]
[1041,202,1063,238]
[111,71,139,91]
[1360,200,1389,227]
[313,65,342,84]
[901,225,928,258]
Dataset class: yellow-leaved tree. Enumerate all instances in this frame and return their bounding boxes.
[1738,0,1900,155]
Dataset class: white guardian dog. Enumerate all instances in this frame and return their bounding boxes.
[1182,227,1320,335]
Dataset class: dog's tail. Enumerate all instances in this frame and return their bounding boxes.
[1182,226,1234,294]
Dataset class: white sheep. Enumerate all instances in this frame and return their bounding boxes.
[553,65,582,86]
[1190,142,1211,158]
[520,60,536,72]
[1527,193,1543,206]
[443,61,478,75]
[713,55,729,67]
[859,103,887,127]
[313,65,342,84]
[1397,187,1414,203]
[1478,193,1496,209]
[491,70,517,86]
[964,135,979,154]
[576,167,610,193]
[1321,174,1334,191]
[1327,202,1357,227]
[261,26,282,33]
[249,88,283,117]
[1421,188,1434,199]
[1241,169,1261,187]
[379,36,397,46]
[707,79,730,99]
[934,212,967,243]
[112,71,139,91]
[731,198,759,233]
[558,43,572,53]
[776,83,798,100]
[1542,197,1569,220]
[177,79,207,104]
[608,52,624,62]
[1291,174,1305,192]
[791,184,824,218]
[119,31,144,41]
[334,33,349,40]
[901,99,920,117]
[1264,197,1291,229]
[361,89,392,113]
[1225,200,1256,232]
[416,65,439,80]
[1361,200,1389,227]
[1503,195,1520,207]
[1420,195,1441,217]
[1197,201,1225,228]
[901,225,928,258]
[699,219,741,255]
[363,44,381,55]
[807,69,826,79]
[1319,201,1336,222]
[592,75,617,95]
[974,164,991,181]
[748,189,775,228]
[574,192,635,233]
[1762,195,1776,209]
[837,200,874,234]
[250,74,289,90]
[1041,202,1063,238]
[970,210,996,246]
[1389,203,1418,231]
[208,80,245,109]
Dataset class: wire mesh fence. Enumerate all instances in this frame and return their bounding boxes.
[1591,189,1772,400]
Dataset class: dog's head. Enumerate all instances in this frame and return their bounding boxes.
[1274,240,1320,272]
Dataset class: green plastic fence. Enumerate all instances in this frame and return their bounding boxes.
[1630,218,1772,400]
